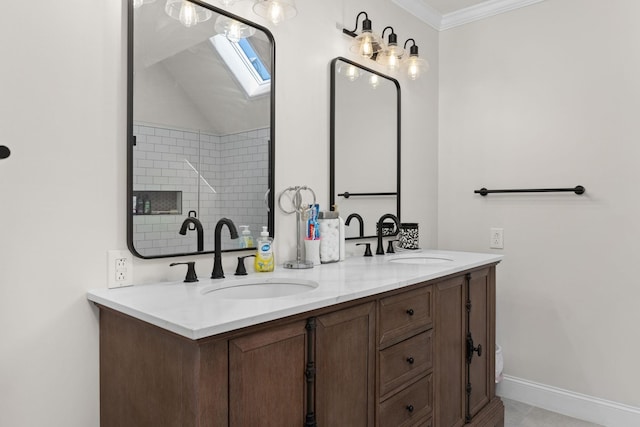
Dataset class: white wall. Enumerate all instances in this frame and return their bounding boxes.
[439,0,640,409]
[0,0,437,426]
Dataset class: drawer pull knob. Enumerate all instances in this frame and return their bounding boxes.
[406,404,414,413]
[406,357,415,364]
[406,309,414,316]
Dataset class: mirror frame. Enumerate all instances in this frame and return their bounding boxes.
[329,57,401,240]
[126,0,276,259]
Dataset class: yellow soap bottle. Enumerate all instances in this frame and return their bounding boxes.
[254,226,274,272]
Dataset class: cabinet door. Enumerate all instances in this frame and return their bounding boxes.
[229,320,307,427]
[315,302,376,427]
[467,268,495,419]
[434,275,466,427]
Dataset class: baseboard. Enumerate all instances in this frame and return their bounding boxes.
[496,375,640,427]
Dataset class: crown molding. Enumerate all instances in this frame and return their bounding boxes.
[391,0,442,30]
[441,0,546,30]
[393,0,546,31]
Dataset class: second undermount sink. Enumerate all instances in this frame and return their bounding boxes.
[387,254,453,265]
[201,277,319,299]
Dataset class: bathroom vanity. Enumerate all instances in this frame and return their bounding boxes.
[88,250,504,427]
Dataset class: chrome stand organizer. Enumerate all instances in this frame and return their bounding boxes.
[279,185,316,269]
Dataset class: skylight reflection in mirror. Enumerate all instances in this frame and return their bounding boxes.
[211,35,271,97]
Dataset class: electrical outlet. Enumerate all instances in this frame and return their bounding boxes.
[490,228,504,249]
[108,250,133,288]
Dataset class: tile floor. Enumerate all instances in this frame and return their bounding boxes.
[503,398,604,427]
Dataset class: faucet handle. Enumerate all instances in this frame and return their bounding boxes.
[169,262,198,283]
[387,240,398,254]
[235,255,256,275]
[356,243,373,257]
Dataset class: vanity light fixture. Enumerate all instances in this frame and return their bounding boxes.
[341,12,429,80]
[403,39,429,80]
[343,12,384,59]
[214,15,256,42]
[376,27,405,71]
[253,0,297,25]
[133,0,156,8]
[165,0,212,27]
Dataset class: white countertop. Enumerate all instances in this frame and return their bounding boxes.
[87,249,502,340]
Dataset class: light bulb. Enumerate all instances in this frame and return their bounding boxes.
[346,65,359,81]
[402,42,429,80]
[376,43,404,72]
[215,16,256,42]
[360,35,374,58]
[338,63,360,81]
[166,0,212,27]
[405,56,429,80]
[179,1,198,27]
[387,54,399,70]
[268,2,283,25]
[253,0,297,25]
[227,21,242,41]
[350,30,383,59]
[407,60,419,80]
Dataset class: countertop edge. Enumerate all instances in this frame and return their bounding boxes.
[88,251,503,340]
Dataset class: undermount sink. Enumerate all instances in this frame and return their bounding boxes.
[387,254,453,265]
[201,277,319,299]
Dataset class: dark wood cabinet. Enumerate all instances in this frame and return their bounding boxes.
[97,265,502,427]
[229,320,308,426]
[99,308,229,427]
[315,302,376,426]
[467,269,494,420]
[434,274,466,427]
[434,267,503,427]
[377,285,434,426]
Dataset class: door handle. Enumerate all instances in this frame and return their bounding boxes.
[466,333,482,363]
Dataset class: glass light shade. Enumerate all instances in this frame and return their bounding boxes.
[376,44,405,71]
[214,16,256,42]
[405,55,429,80]
[337,62,361,81]
[133,0,156,8]
[165,0,212,27]
[253,0,297,25]
[349,31,384,59]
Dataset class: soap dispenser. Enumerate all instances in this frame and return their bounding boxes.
[254,226,274,272]
[239,225,255,249]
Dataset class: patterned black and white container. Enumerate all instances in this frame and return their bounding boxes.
[399,223,419,249]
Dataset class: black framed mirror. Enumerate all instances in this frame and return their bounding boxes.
[127,0,275,258]
[330,57,400,240]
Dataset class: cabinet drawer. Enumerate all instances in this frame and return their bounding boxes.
[380,330,433,398]
[379,286,432,347]
[379,373,433,427]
